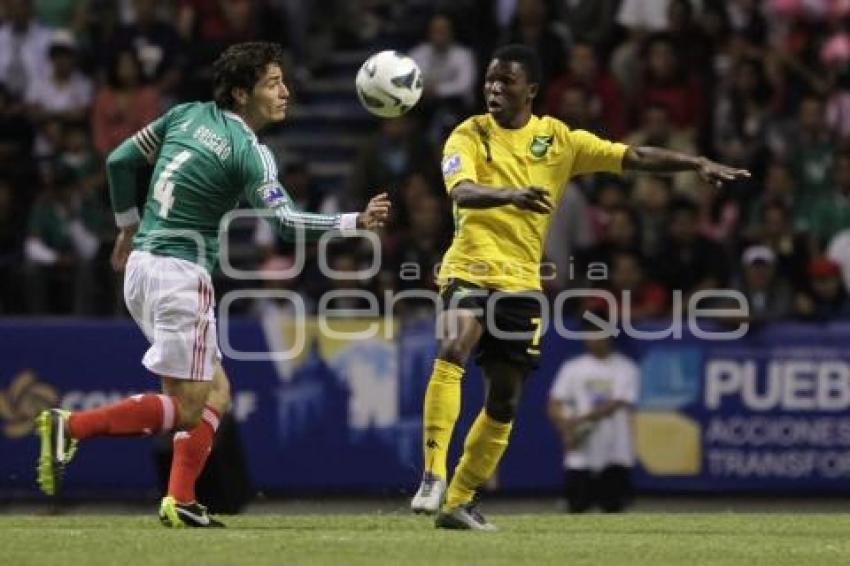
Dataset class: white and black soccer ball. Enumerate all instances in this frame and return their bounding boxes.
[355,50,423,118]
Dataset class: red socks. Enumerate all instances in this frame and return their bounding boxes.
[167,405,221,504]
[66,394,221,505]
[68,394,178,440]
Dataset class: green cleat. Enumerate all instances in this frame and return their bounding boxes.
[35,409,78,496]
[159,496,226,528]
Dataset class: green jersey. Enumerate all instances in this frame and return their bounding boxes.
[107,101,351,272]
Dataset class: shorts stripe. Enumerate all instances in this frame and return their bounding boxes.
[196,285,211,380]
[190,280,201,380]
[190,280,212,381]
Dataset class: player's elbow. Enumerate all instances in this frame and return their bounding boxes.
[621,146,644,171]
[450,184,474,207]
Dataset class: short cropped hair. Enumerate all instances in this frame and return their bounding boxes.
[213,42,286,110]
[491,44,541,85]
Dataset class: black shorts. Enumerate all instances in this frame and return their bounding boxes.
[439,279,544,370]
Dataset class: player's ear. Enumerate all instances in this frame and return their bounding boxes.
[527,82,539,103]
[232,86,249,108]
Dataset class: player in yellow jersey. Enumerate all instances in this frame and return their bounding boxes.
[410,44,750,530]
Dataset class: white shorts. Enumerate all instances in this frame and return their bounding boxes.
[124,250,221,381]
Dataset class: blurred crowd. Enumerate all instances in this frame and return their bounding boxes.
[5,0,850,326]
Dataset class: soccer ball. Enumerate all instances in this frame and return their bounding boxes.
[355,50,423,118]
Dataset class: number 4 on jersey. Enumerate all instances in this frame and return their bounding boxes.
[153,150,192,218]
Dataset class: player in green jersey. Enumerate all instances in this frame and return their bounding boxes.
[35,42,390,527]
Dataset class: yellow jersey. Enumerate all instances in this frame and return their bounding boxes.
[437,113,627,291]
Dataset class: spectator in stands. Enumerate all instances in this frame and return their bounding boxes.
[655,199,729,302]
[782,96,835,218]
[0,84,35,182]
[735,245,793,324]
[543,41,626,139]
[25,30,93,126]
[556,0,619,49]
[34,0,90,35]
[805,150,850,246]
[580,205,642,278]
[631,175,672,259]
[177,0,284,98]
[795,256,850,321]
[610,0,670,100]
[0,0,51,101]
[748,200,811,292]
[544,182,595,291]
[108,0,184,98]
[667,0,713,72]
[92,49,162,156]
[503,0,569,99]
[746,161,802,233]
[636,33,706,134]
[585,250,669,322]
[695,181,740,243]
[548,85,604,135]
[625,102,699,195]
[586,177,628,242]
[548,323,639,513]
[346,114,438,210]
[23,164,100,314]
[410,13,477,145]
[713,57,775,177]
[387,192,450,319]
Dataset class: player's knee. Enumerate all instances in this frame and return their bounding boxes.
[176,401,205,429]
[485,397,517,422]
[207,377,232,415]
[438,340,471,367]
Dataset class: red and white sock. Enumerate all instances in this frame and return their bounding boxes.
[167,405,221,504]
[68,394,178,440]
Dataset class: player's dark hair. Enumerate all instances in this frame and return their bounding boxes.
[491,44,541,85]
[213,42,286,110]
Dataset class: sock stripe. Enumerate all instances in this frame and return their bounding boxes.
[158,394,176,432]
[202,406,221,431]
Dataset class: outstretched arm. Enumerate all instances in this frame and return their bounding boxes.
[247,184,390,242]
[623,146,751,186]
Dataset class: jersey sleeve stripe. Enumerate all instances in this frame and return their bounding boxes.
[131,135,156,163]
[251,143,272,183]
[137,127,159,150]
[132,132,154,154]
[259,145,278,182]
[143,126,161,144]
[132,126,163,164]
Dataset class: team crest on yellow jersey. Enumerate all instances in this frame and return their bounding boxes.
[529,135,554,159]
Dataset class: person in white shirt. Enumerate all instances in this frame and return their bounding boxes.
[0,0,52,100]
[25,30,93,124]
[409,13,476,143]
[547,326,639,512]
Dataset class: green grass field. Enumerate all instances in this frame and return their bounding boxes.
[2,513,849,566]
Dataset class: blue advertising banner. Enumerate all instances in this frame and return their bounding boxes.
[2,318,850,496]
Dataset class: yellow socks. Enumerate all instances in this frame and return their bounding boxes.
[445,410,513,509]
[422,359,464,479]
